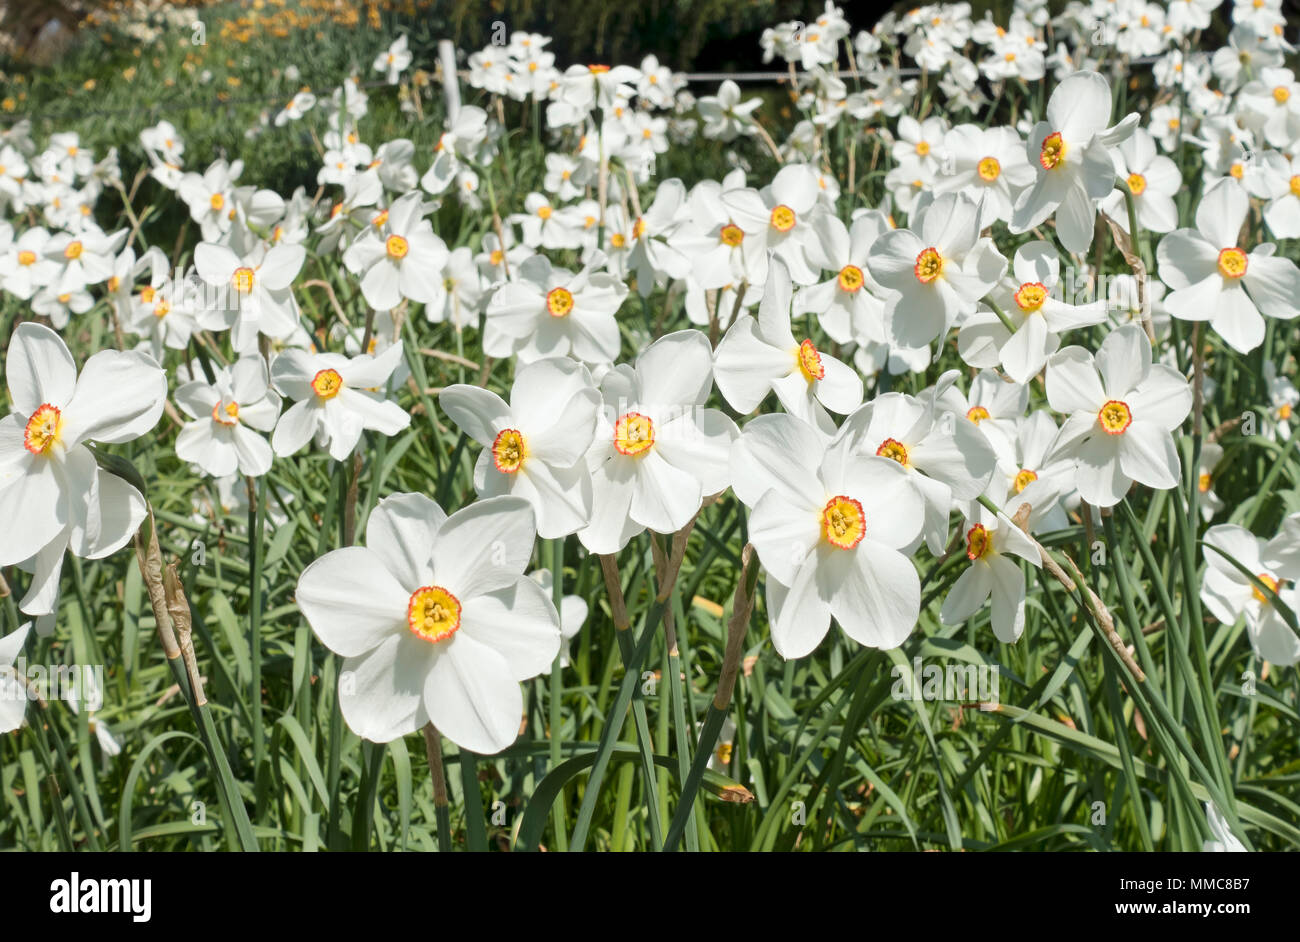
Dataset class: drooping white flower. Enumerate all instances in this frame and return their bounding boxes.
[1201,522,1300,667]
[940,509,1041,643]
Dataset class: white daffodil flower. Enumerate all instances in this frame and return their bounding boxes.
[730,412,925,659]
[483,253,627,366]
[270,342,410,461]
[440,358,600,539]
[1045,324,1193,508]
[175,355,282,478]
[713,259,863,434]
[194,240,306,351]
[941,508,1042,643]
[342,191,450,312]
[579,330,737,554]
[869,190,1006,352]
[1201,522,1300,667]
[958,240,1108,384]
[0,323,166,615]
[1010,70,1138,255]
[296,493,561,753]
[1156,178,1300,354]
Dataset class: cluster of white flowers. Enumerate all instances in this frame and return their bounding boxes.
[2,1,1299,760]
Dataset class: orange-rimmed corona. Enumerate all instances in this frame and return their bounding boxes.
[614,412,654,457]
[1217,247,1247,279]
[1039,131,1066,170]
[967,405,991,424]
[837,264,865,293]
[965,523,992,561]
[977,156,1001,181]
[770,204,796,232]
[719,223,744,247]
[23,403,63,455]
[821,495,865,550]
[546,286,575,317]
[1098,399,1132,435]
[232,266,255,294]
[876,438,909,467]
[1252,573,1280,605]
[211,400,240,426]
[1014,468,1038,493]
[407,585,461,643]
[311,368,343,400]
[385,234,409,259]
[797,339,824,382]
[914,247,943,283]
[492,428,526,473]
[1014,281,1048,312]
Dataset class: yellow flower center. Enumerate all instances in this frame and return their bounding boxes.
[492,428,527,473]
[770,204,796,232]
[386,234,409,259]
[1252,573,1279,605]
[232,266,255,293]
[1229,162,1244,179]
[546,286,575,317]
[17,250,36,266]
[211,400,240,426]
[915,140,931,156]
[1290,176,1300,198]
[1014,281,1048,312]
[967,405,991,424]
[1039,131,1066,170]
[914,247,943,284]
[720,223,744,247]
[153,299,171,319]
[312,368,343,400]
[210,193,225,211]
[821,495,865,550]
[407,585,462,643]
[715,742,732,764]
[1197,471,1211,493]
[977,156,1001,181]
[797,338,824,382]
[876,438,909,467]
[372,209,390,228]
[965,523,993,561]
[838,264,864,293]
[1098,399,1132,435]
[1217,247,1248,279]
[633,217,647,240]
[1126,172,1147,196]
[611,232,627,248]
[1014,468,1038,493]
[614,412,655,456]
[537,205,553,220]
[64,241,83,260]
[1273,86,1291,105]
[490,249,504,267]
[1279,403,1293,421]
[23,403,63,455]
[140,286,156,304]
